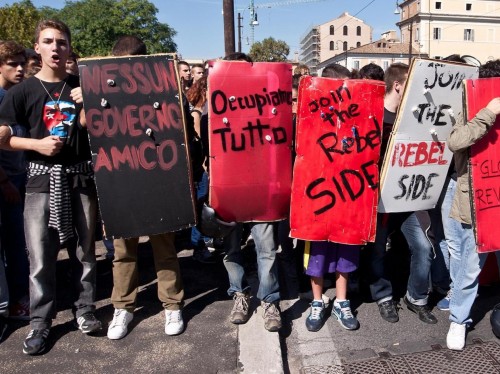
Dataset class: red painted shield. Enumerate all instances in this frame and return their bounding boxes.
[468,77,500,253]
[290,77,385,244]
[208,61,293,222]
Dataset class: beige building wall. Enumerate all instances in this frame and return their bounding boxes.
[398,0,500,63]
[318,12,372,62]
[300,12,372,73]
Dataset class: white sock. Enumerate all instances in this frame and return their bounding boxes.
[334,299,346,307]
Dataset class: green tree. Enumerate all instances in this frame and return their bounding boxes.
[249,37,290,62]
[59,0,177,57]
[110,0,177,53]
[0,0,42,47]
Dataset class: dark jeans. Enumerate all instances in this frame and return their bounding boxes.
[368,212,433,305]
[0,173,29,302]
[191,171,210,249]
[25,185,97,329]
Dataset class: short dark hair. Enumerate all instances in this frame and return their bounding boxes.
[359,63,384,81]
[443,54,466,63]
[223,52,253,62]
[479,59,500,78]
[294,64,310,75]
[112,35,147,56]
[292,74,302,89]
[321,63,351,79]
[0,40,26,65]
[68,51,79,62]
[35,19,71,46]
[191,63,204,70]
[384,63,409,92]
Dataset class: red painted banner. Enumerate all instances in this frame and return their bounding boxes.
[208,61,293,222]
[290,77,385,244]
[468,77,500,252]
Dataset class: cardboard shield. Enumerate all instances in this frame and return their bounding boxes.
[79,55,196,238]
[379,58,478,213]
[467,77,500,253]
[290,77,385,244]
[208,61,293,222]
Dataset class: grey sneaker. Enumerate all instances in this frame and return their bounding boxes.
[76,312,102,334]
[23,328,50,355]
[262,301,282,332]
[230,292,250,324]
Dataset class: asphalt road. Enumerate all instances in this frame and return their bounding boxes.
[1,232,500,374]
[0,234,238,374]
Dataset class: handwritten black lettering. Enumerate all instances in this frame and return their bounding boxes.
[415,104,452,126]
[394,172,439,201]
[213,119,287,152]
[211,88,292,116]
[305,165,378,215]
[316,116,381,162]
[424,63,466,91]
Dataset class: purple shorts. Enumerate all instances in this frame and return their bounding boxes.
[304,241,360,277]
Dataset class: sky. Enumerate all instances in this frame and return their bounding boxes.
[2,0,401,60]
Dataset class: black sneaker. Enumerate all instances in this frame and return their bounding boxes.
[378,300,399,323]
[76,312,102,334]
[0,316,8,342]
[403,296,438,324]
[23,328,49,355]
[192,247,216,264]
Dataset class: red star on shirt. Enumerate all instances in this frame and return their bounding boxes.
[54,92,60,98]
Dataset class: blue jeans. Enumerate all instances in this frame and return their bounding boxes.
[0,173,29,302]
[25,185,98,329]
[223,222,280,303]
[449,219,487,325]
[191,172,210,249]
[369,212,433,305]
[429,178,457,292]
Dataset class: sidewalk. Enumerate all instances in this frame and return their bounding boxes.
[281,281,500,374]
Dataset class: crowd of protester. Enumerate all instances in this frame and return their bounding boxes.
[0,19,500,358]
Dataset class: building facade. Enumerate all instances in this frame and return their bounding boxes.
[300,12,372,73]
[316,31,425,75]
[397,0,500,63]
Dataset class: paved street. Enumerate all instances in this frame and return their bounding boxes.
[1,235,500,373]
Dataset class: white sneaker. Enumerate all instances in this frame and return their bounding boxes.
[165,309,184,336]
[446,322,466,350]
[107,309,133,340]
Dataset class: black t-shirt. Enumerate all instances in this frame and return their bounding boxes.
[183,96,204,182]
[380,107,396,165]
[0,74,92,191]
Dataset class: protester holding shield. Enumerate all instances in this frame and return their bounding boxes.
[446,60,500,350]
